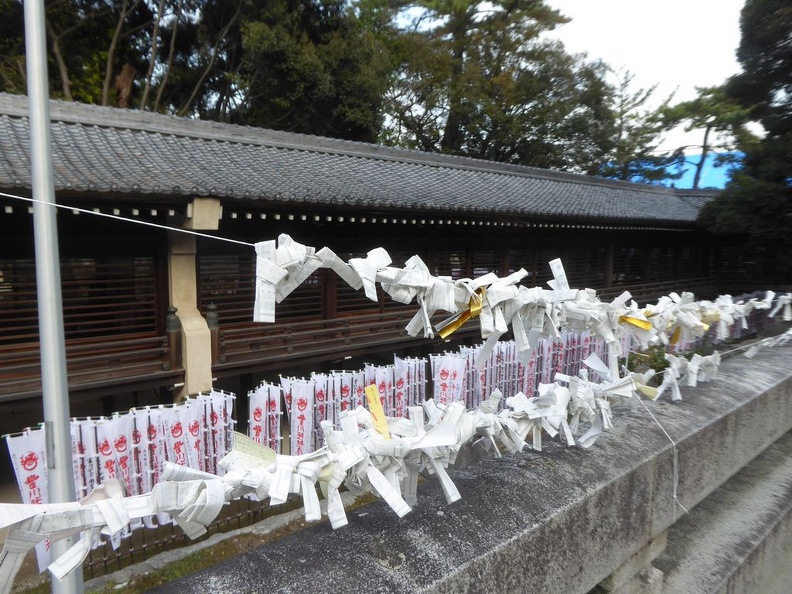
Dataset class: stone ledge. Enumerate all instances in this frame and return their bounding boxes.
[656,429,792,593]
[147,345,792,594]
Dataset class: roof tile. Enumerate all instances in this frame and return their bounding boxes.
[0,93,719,225]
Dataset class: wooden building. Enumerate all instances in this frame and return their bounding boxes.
[0,92,738,438]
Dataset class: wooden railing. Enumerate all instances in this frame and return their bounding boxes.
[0,276,735,401]
[214,308,453,371]
[213,278,724,373]
[0,330,182,402]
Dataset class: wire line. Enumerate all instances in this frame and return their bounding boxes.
[0,190,255,247]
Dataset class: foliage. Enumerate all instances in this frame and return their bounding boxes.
[0,0,24,94]
[380,0,620,172]
[0,0,390,140]
[592,70,683,185]
[236,0,390,141]
[1,0,708,172]
[661,86,758,189]
[623,343,670,377]
[698,0,792,281]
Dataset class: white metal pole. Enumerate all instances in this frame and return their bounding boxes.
[23,0,84,592]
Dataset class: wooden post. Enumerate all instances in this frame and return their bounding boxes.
[323,269,336,320]
[165,305,181,370]
[206,302,220,365]
[604,245,614,288]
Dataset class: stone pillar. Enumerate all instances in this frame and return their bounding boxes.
[594,531,667,594]
[168,197,222,400]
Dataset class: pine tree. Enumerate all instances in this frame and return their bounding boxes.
[699,0,792,280]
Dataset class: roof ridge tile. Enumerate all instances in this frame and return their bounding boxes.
[0,92,681,196]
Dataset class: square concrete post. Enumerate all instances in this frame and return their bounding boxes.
[167,197,222,400]
[594,530,667,594]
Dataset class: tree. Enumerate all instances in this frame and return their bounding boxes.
[593,70,683,185]
[0,0,388,140]
[381,0,618,172]
[662,86,757,189]
[131,0,249,118]
[0,0,25,94]
[1,0,155,106]
[235,0,390,141]
[44,0,153,107]
[698,0,792,280]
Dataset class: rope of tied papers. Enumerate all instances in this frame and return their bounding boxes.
[253,234,790,379]
[2,233,792,593]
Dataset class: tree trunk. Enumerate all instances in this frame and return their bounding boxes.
[115,63,136,108]
[177,3,243,117]
[153,0,182,112]
[439,12,472,154]
[140,0,166,109]
[692,125,712,189]
[47,28,73,101]
[102,0,139,106]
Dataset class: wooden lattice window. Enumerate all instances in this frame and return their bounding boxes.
[0,256,158,347]
[198,253,322,323]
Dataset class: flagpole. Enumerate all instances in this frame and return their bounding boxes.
[23,0,83,592]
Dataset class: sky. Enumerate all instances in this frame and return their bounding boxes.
[543,0,746,157]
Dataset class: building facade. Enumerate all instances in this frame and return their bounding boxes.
[0,93,740,441]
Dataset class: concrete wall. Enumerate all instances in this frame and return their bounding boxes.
[144,344,792,594]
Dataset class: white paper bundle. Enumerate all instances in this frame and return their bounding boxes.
[249,383,268,446]
[312,373,330,447]
[266,384,282,451]
[290,379,315,455]
[5,427,51,570]
[184,399,206,473]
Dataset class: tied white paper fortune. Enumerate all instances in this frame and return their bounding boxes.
[0,352,670,593]
[4,240,789,590]
[251,237,782,379]
[17,320,792,594]
[254,235,362,323]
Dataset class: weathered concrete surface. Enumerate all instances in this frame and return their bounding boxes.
[596,530,667,593]
[146,345,792,594]
[656,430,792,593]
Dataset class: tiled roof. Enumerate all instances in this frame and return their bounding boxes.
[0,93,719,226]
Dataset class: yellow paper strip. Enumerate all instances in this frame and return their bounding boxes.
[231,432,277,466]
[635,383,660,401]
[437,287,485,339]
[438,310,472,339]
[619,315,653,331]
[365,384,391,439]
